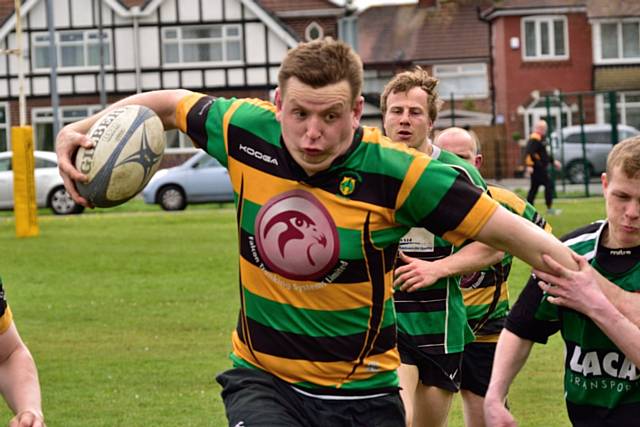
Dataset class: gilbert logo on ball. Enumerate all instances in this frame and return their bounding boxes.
[76,105,165,207]
[255,190,339,281]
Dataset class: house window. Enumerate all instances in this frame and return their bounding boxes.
[433,63,488,99]
[597,21,640,62]
[32,30,111,70]
[598,92,640,130]
[305,22,324,41]
[0,104,8,151]
[522,16,568,60]
[162,25,243,65]
[32,106,103,152]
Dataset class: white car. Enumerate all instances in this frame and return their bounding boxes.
[551,124,640,183]
[0,150,84,215]
[142,151,234,211]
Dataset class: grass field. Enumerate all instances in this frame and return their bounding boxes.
[0,197,606,426]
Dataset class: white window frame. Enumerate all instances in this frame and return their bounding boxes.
[593,19,640,64]
[523,99,573,138]
[31,30,112,72]
[432,63,489,99]
[162,24,243,67]
[596,91,640,127]
[521,15,569,61]
[305,22,324,42]
[0,102,10,151]
[32,105,104,151]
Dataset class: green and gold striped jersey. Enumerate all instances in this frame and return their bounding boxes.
[394,146,487,355]
[176,94,498,395]
[0,277,13,334]
[462,185,550,343]
[507,220,640,424]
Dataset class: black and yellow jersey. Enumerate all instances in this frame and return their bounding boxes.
[462,185,551,343]
[176,93,498,395]
[395,145,487,355]
[0,277,13,334]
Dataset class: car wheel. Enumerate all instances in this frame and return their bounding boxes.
[565,161,592,184]
[48,186,85,215]
[158,185,187,211]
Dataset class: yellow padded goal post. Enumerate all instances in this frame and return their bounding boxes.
[12,126,39,237]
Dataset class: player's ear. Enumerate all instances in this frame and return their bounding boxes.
[352,96,364,129]
[274,87,283,122]
[601,172,608,191]
[475,154,483,169]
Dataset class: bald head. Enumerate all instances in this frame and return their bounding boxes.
[534,120,548,137]
[434,127,482,169]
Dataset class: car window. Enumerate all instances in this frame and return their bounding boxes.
[193,155,221,169]
[564,133,582,143]
[0,158,10,171]
[34,157,57,169]
[589,131,611,144]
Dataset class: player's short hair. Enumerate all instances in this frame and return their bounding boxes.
[607,136,640,179]
[278,38,363,107]
[380,66,442,123]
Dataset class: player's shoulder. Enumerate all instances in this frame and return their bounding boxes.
[436,148,487,189]
[559,221,605,259]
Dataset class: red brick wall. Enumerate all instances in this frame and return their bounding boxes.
[492,13,593,176]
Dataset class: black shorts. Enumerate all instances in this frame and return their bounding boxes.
[216,367,405,427]
[399,337,462,392]
[460,341,497,396]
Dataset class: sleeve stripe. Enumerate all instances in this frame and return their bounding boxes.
[442,193,498,247]
[395,155,431,212]
[0,306,13,335]
[176,92,206,133]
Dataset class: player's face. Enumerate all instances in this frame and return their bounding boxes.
[436,132,482,168]
[602,167,640,248]
[383,87,432,152]
[275,77,363,176]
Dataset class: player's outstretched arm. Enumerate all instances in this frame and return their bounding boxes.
[394,243,503,292]
[55,89,192,206]
[0,323,45,427]
[474,206,640,328]
[484,329,534,427]
[534,253,640,367]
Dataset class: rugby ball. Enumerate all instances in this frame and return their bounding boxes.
[75,105,166,207]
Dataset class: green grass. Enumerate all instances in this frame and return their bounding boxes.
[0,197,606,426]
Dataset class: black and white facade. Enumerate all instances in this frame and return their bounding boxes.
[0,0,312,153]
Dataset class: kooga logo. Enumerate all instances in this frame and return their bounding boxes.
[239,144,278,165]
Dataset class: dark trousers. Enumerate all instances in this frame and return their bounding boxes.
[527,171,553,209]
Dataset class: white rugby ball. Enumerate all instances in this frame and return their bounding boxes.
[75,105,165,207]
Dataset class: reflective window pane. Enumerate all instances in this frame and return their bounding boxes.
[622,22,640,58]
[601,23,619,59]
[525,21,536,57]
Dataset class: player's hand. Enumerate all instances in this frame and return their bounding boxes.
[484,396,517,427]
[533,252,608,316]
[553,159,562,171]
[394,252,447,292]
[55,126,94,207]
[9,410,45,427]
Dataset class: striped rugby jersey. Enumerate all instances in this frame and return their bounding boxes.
[394,146,487,355]
[507,220,640,424]
[0,277,12,334]
[176,93,498,395]
[462,185,550,343]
